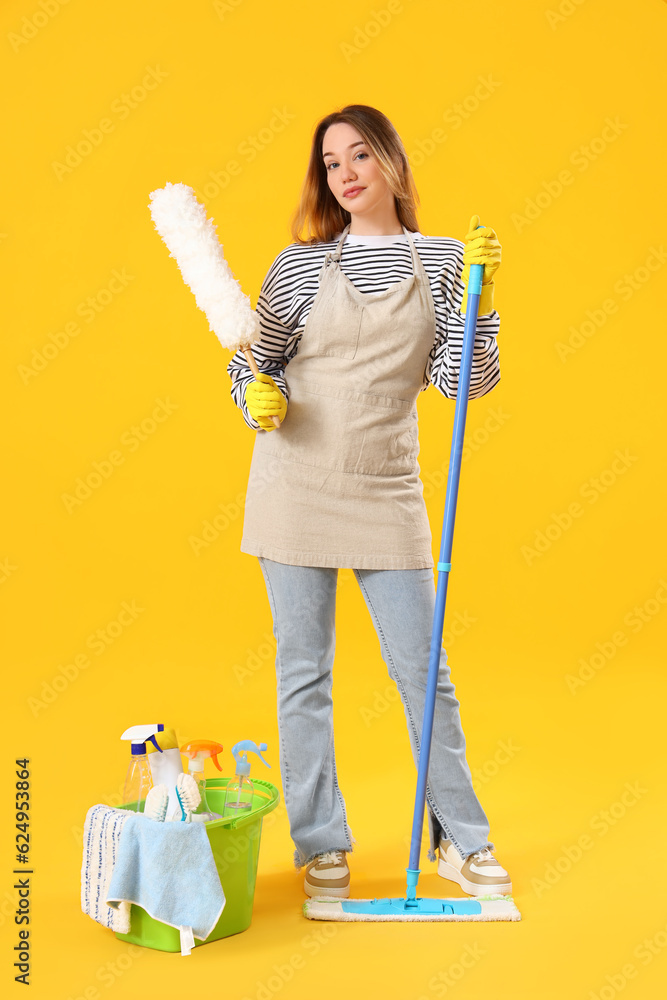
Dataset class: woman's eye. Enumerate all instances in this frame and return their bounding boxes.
[325,152,367,170]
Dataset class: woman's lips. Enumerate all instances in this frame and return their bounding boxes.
[344,187,364,198]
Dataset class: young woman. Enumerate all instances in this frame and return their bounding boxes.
[227,104,511,900]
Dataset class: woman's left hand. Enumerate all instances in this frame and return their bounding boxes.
[461,214,502,287]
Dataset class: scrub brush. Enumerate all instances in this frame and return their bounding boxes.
[175,772,201,822]
[144,784,168,822]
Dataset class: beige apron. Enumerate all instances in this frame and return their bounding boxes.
[241,223,437,569]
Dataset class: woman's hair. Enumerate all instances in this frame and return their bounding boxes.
[290,104,420,244]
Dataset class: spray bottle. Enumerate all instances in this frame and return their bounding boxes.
[179,740,225,822]
[120,724,165,812]
[146,726,183,821]
[223,741,270,816]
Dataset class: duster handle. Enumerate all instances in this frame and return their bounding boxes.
[243,348,281,428]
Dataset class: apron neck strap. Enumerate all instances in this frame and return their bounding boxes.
[330,223,351,260]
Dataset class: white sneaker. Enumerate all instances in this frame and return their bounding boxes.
[304,851,350,898]
[438,839,512,896]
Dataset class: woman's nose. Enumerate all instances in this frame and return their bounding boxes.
[341,161,357,182]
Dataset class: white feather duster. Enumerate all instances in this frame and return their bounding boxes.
[148,181,259,349]
[148,182,279,425]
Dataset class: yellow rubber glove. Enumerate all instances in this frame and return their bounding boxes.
[244,372,287,431]
[461,214,501,316]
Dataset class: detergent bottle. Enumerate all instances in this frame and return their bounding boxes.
[120,724,165,812]
[223,741,270,816]
[146,726,183,821]
[179,740,225,822]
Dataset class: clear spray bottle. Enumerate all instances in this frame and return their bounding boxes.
[120,724,165,812]
[223,740,270,817]
[179,740,225,822]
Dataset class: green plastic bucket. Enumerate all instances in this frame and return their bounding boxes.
[115,776,279,952]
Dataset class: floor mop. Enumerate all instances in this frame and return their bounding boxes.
[304,224,521,923]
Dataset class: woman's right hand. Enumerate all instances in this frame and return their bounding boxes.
[245,373,287,431]
[460,215,501,316]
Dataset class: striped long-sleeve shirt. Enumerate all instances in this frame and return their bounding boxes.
[227,231,500,429]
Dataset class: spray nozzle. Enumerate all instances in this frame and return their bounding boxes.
[121,724,165,755]
[180,740,224,774]
[231,740,270,777]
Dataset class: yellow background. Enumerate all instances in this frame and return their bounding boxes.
[2,0,666,995]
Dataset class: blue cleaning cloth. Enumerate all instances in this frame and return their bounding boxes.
[106,813,225,940]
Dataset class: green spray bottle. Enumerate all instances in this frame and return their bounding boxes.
[223,741,270,816]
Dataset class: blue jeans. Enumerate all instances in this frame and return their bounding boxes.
[258,558,493,868]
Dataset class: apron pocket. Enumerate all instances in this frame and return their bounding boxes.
[311,299,363,360]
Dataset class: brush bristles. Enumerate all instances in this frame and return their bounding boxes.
[144,784,168,822]
[148,181,259,351]
[176,772,201,814]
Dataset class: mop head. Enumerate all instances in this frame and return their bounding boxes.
[148,181,259,350]
[303,894,521,922]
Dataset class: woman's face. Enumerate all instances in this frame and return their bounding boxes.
[322,122,395,223]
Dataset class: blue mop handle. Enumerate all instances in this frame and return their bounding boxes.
[407,231,485,887]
